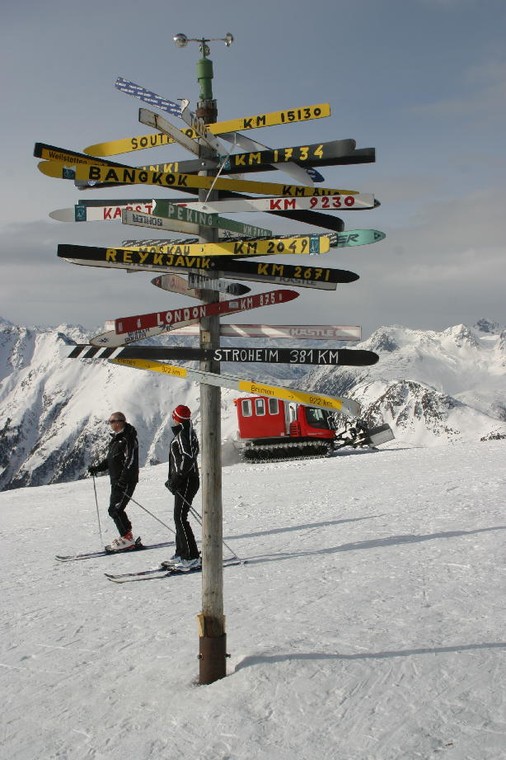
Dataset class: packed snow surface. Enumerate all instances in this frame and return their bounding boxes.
[1,440,505,759]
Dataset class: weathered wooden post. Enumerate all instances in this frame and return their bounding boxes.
[174,32,233,683]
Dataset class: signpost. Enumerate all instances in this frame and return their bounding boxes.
[108,356,361,416]
[85,92,332,156]
[138,107,205,157]
[156,323,362,340]
[151,273,250,297]
[57,243,360,288]
[67,344,378,366]
[38,32,381,688]
[38,159,359,197]
[106,322,361,340]
[61,193,348,235]
[90,290,298,347]
[122,207,273,239]
[115,75,183,117]
[119,235,330,257]
[182,193,376,213]
[120,228,386,251]
[34,141,218,186]
[114,289,299,334]
[220,140,374,173]
[50,202,157,223]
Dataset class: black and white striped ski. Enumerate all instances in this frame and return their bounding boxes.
[65,344,379,367]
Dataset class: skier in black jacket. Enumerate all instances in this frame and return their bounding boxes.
[165,405,200,569]
[88,412,139,552]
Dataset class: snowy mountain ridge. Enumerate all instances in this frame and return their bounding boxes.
[0,317,504,490]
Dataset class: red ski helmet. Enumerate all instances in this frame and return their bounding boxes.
[172,405,192,423]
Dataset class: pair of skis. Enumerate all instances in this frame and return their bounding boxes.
[55,539,173,562]
[104,556,245,583]
[55,543,244,582]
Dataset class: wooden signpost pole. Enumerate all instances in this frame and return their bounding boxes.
[182,35,228,685]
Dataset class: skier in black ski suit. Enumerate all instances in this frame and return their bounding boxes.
[88,412,139,551]
[165,405,200,569]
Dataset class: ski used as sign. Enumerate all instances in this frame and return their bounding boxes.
[108,357,361,416]
[218,128,324,185]
[35,141,125,169]
[34,142,213,178]
[330,229,386,247]
[122,209,273,240]
[114,289,298,334]
[84,80,330,156]
[130,229,386,251]
[221,140,374,173]
[60,194,347,236]
[95,78,327,185]
[183,193,376,214]
[115,76,182,117]
[160,323,362,341]
[121,235,330,258]
[138,107,205,156]
[224,139,356,169]
[50,201,158,223]
[151,199,273,238]
[49,202,273,238]
[149,273,231,301]
[57,244,359,289]
[67,344,379,366]
[101,322,362,340]
[38,159,359,197]
[151,273,250,297]
[120,210,208,238]
[90,290,299,347]
[149,272,204,300]
[131,142,374,177]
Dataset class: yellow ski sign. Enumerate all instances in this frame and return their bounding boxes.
[109,357,360,416]
[38,160,358,197]
[84,103,331,156]
[123,235,330,257]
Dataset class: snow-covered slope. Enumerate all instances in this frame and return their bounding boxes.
[308,319,506,447]
[0,317,505,490]
[0,441,504,759]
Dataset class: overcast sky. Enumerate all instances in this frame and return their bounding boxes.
[1,0,505,338]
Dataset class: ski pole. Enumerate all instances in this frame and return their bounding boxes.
[121,489,176,537]
[91,475,104,547]
[176,489,241,562]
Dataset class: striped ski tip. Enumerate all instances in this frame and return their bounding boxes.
[63,344,122,360]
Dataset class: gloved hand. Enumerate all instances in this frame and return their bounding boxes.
[165,474,183,494]
[88,465,98,476]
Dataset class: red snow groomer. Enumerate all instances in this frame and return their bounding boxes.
[234,395,394,462]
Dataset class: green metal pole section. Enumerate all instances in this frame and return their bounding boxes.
[194,48,226,684]
[196,55,214,102]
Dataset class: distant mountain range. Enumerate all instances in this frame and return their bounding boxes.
[0,317,504,490]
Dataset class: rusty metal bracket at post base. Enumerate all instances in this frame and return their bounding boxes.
[198,634,230,684]
[197,612,229,683]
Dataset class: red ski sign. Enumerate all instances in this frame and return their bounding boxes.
[114,289,299,335]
